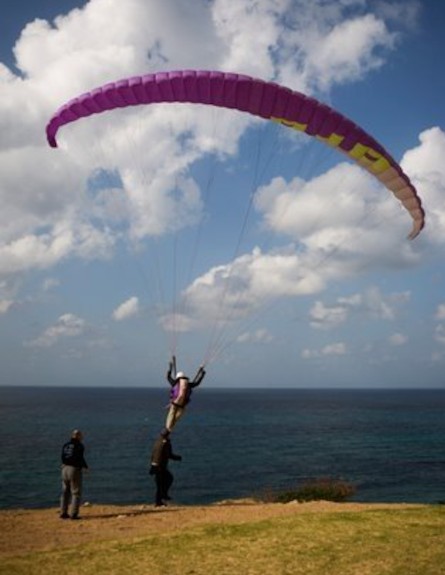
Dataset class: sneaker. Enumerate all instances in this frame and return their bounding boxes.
[70,515,80,520]
[60,513,69,519]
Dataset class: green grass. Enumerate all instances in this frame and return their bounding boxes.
[2,506,445,575]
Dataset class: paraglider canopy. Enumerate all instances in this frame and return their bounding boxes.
[46,69,424,240]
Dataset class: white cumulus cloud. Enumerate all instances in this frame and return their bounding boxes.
[0,299,14,314]
[389,333,408,346]
[435,304,445,321]
[25,313,86,347]
[308,287,410,330]
[112,296,140,321]
[237,328,274,344]
[1,0,432,285]
[302,341,347,358]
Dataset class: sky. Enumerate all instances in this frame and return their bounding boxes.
[1,0,444,389]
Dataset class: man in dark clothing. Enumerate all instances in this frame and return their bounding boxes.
[60,429,88,519]
[149,429,182,507]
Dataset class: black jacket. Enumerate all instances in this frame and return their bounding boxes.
[61,439,88,469]
[150,436,181,469]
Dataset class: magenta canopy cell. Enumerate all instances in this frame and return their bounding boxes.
[46,70,424,239]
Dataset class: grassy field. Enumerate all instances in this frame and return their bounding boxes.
[1,503,444,575]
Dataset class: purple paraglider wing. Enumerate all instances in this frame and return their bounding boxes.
[46,70,424,239]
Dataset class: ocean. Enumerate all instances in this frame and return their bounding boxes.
[1,386,444,509]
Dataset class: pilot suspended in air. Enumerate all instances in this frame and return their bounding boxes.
[165,356,206,431]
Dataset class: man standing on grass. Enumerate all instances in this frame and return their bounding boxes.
[60,429,88,520]
[149,429,182,507]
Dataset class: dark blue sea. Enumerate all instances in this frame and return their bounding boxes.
[1,386,444,509]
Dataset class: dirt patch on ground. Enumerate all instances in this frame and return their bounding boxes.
[0,499,424,558]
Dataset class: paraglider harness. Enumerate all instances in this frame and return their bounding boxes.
[170,382,193,406]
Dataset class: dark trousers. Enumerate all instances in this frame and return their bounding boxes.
[153,467,173,505]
